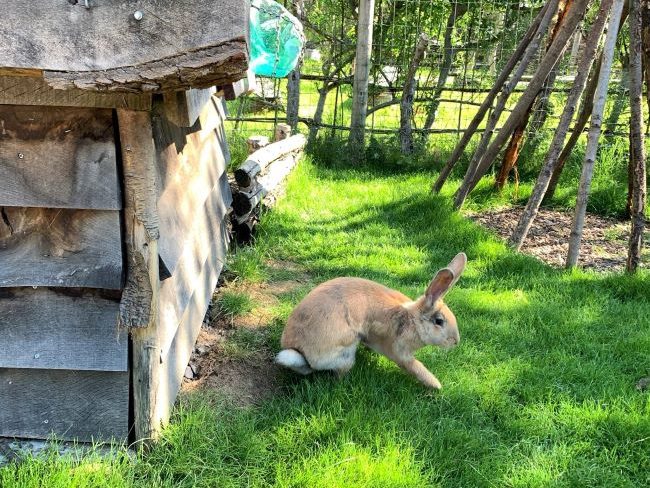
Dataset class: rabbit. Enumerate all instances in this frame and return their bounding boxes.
[275,252,466,389]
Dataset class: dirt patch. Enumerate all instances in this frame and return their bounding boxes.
[467,206,647,272]
[181,264,309,406]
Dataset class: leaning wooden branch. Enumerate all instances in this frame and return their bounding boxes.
[400,33,430,154]
[566,0,626,268]
[508,0,614,251]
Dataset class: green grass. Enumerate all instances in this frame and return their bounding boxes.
[214,290,255,319]
[2,160,649,487]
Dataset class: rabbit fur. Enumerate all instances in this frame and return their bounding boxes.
[275,252,466,389]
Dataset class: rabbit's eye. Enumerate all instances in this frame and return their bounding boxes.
[433,314,445,327]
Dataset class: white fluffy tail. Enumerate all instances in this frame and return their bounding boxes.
[275,349,313,375]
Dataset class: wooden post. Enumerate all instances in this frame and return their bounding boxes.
[508,0,614,250]
[117,109,162,444]
[566,0,625,268]
[286,66,301,131]
[400,33,429,154]
[348,0,375,153]
[275,123,292,141]
[627,0,647,273]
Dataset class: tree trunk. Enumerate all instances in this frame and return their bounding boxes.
[432,0,556,193]
[496,0,573,191]
[421,2,469,136]
[454,0,591,210]
[642,0,650,123]
[566,0,626,268]
[400,33,430,154]
[508,0,615,250]
[349,0,376,153]
[627,0,647,273]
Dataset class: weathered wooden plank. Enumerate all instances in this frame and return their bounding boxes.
[0,208,122,289]
[0,105,120,209]
[0,369,129,441]
[158,173,232,361]
[154,94,230,277]
[162,88,217,128]
[0,76,151,110]
[116,109,161,443]
[158,218,229,421]
[1,1,248,93]
[0,288,125,372]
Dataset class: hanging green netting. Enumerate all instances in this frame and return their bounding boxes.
[249,0,305,78]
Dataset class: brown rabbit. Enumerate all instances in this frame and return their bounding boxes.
[275,252,467,389]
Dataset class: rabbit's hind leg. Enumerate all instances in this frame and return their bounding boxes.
[311,343,358,377]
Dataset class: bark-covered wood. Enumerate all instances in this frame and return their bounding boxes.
[233,185,267,216]
[0,368,129,441]
[1,0,249,93]
[452,0,562,206]
[454,0,590,209]
[496,0,573,190]
[117,109,161,442]
[627,0,647,273]
[642,0,650,117]
[154,96,229,278]
[400,33,430,154]
[287,66,302,131]
[349,0,376,150]
[546,4,628,200]
[0,76,151,110]
[234,134,307,188]
[509,0,614,250]
[0,288,125,371]
[567,0,626,268]
[0,207,122,289]
[0,105,120,209]
[433,0,555,193]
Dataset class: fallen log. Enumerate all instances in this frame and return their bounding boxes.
[234,134,307,188]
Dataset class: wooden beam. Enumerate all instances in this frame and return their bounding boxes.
[0,288,125,371]
[0,76,151,110]
[162,87,216,128]
[1,1,248,93]
[0,208,123,289]
[0,105,121,209]
[116,109,161,443]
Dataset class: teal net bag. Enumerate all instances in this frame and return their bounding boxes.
[249,0,305,77]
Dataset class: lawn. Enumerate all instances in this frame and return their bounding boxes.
[2,159,649,487]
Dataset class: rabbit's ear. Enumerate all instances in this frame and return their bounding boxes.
[425,268,455,306]
[447,252,467,287]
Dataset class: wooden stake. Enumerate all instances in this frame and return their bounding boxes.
[509,0,615,250]
[348,0,376,152]
[626,0,647,272]
[400,33,430,154]
[454,0,591,210]
[432,0,555,193]
[566,0,626,268]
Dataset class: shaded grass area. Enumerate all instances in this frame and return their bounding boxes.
[2,161,649,487]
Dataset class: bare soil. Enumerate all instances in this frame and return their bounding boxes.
[467,206,647,272]
[181,266,309,407]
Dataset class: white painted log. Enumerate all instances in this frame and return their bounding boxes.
[234,134,306,187]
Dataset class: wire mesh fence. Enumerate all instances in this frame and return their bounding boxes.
[226,0,631,145]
